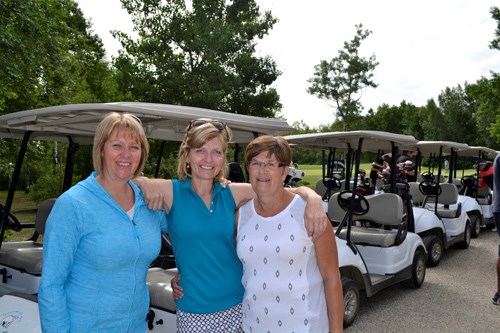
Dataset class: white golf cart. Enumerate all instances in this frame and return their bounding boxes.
[0,102,294,332]
[453,146,498,235]
[285,130,427,327]
[409,141,472,267]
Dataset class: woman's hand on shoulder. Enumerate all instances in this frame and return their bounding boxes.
[133,176,172,210]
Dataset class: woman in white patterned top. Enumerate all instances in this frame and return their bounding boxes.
[236,135,343,333]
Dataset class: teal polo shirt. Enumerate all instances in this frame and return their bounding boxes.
[167,179,244,313]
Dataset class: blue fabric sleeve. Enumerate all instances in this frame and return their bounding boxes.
[38,195,81,333]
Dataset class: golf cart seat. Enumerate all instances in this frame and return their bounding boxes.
[451,178,464,193]
[329,193,406,247]
[408,182,425,206]
[476,186,492,205]
[227,162,246,183]
[0,198,56,275]
[147,267,178,312]
[433,183,461,218]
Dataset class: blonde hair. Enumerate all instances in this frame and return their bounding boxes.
[93,112,149,178]
[245,135,292,167]
[177,119,232,181]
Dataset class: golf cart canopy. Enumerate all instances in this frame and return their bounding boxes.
[416,141,470,155]
[0,102,293,144]
[457,146,498,159]
[284,130,418,152]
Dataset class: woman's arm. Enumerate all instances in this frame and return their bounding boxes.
[287,187,328,240]
[229,183,328,240]
[315,223,344,333]
[38,198,79,332]
[133,177,174,211]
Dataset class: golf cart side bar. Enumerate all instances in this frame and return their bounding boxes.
[0,131,32,247]
[63,137,79,192]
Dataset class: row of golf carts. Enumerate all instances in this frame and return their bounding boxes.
[0,103,496,331]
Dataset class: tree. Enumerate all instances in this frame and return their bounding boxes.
[0,0,117,114]
[490,6,500,50]
[307,24,379,130]
[113,0,281,117]
[437,84,478,145]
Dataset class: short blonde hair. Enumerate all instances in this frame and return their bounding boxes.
[245,135,292,167]
[93,112,149,178]
[177,119,232,181]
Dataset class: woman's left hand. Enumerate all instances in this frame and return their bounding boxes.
[304,196,329,241]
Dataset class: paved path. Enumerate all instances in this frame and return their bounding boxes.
[346,228,500,332]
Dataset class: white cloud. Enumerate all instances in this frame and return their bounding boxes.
[77,0,500,128]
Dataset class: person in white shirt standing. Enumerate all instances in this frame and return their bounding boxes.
[236,135,343,333]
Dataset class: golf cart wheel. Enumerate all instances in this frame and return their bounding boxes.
[456,221,471,249]
[342,277,360,327]
[422,234,443,267]
[402,248,426,289]
[469,213,481,239]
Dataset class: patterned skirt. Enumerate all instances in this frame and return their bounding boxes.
[177,303,243,333]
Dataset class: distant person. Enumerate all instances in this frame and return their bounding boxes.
[38,113,167,332]
[396,150,416,182]
[478,161,494,190]
[491,153,500,305]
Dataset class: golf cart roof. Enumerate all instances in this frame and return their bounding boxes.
[457,146,498,158]
[0,102,293,144]
[284,130,418,152]
[416,141,470,155]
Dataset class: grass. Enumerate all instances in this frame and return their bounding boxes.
[295,164,478,189]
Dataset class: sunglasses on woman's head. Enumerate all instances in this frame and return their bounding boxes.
[187,119,226,132]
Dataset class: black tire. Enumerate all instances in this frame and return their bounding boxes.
[422,234,444,267]
[469,213,481,239]
[402,248,426,289]
[342,277,360,328]
[456,221,471,249]
[485,221,496,230]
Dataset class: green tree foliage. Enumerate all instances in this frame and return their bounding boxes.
[0,0,118,114]
[490,6,500,50]
[113,0,281,117]
[307,24,379,130]
[437,85,477,144]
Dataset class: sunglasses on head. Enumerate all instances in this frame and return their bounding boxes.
[187,119,226,132]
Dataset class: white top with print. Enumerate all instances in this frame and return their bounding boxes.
[237,194,328,333]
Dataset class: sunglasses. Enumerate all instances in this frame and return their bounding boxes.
[187,119,226,132]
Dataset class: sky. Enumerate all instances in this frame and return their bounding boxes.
[77,0,499,128]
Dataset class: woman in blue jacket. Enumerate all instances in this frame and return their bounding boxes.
[38,113,167,333]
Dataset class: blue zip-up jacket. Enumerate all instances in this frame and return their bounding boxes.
[38,172,167,333]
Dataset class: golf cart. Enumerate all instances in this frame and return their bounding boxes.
[453,146,498,235]
[285,130,427,327]
[0,102,294,332]
[409,141,472,267]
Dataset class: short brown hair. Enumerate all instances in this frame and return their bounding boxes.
[93,112,149,178]
[245,135,292,167]
[177,119,232,181]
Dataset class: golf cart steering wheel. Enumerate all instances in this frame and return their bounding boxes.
[337,190,370,215]
[323,177,342,191]
[420,171,434,182]
[419,180,442,197]
[0,203,22,232]
[461,175,477,188]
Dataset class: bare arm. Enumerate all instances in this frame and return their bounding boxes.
[229,183,328,241]
[133,177,174,211]
[287,186,328,241]
[315,224,344,333]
